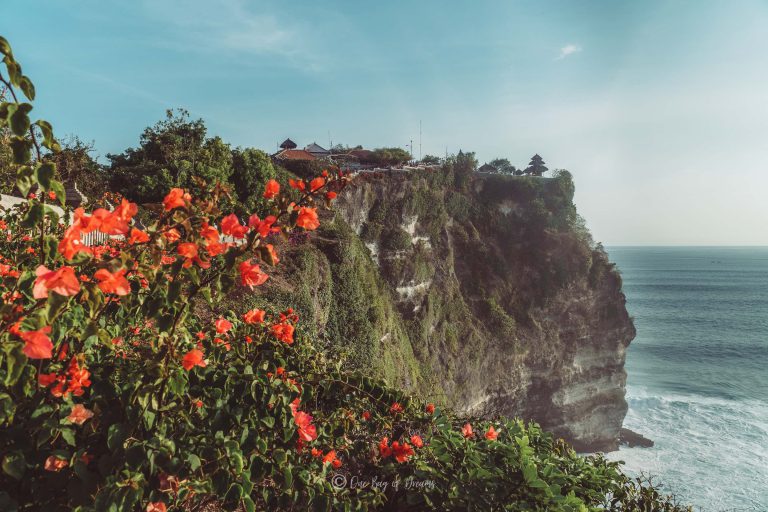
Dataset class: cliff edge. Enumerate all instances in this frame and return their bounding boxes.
[234,165,635,452]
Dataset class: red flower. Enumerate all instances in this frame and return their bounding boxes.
[146,502,167,512]
[38,373,58,387]
[163,228,181,242]
[410,435,424,448]
[462,423,474,438]
[485,425,498,441]
[47,191,57,200]
[289,178,306,191]
[309,177,325,192]
[128,228,150,245]
[361,411,371,421]
[425,403,435,415]
[295,207,320,230]
[294,411,317,442]
[391,441,414,463]
[239,260,269,288]
[325,191,337,200]
[379,437,392,458]
[94,268,131,295]
[322,450,342,468]
[390,402,403,415]
[59,226,92,260]
[178,243,209,269]
[163,188,190,211]
[243,309,266,324]
[67,404,94,425]
[182,349,206,371]
[44,456,68,472]
[215,318,233,334]
[99,199,137,235]
[33,265,80,299]
[248,214,279,238]
[311,448,323,458]
[221,214,249,239]
[19,326,53,359]
[263,179,280,199]
[194,400,203,408]
[271,321,294,345]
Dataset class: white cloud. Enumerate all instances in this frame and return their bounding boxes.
[556,44,582,60]
[141,0,309,62]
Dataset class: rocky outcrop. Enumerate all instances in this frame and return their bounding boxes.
[250,168,635,452]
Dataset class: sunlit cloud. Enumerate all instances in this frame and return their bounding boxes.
[556,44,582,60]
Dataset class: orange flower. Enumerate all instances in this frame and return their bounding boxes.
[263,179,280,199]
[99,199,137,235]
[325,191,337,200]
[163,188,190,211]
[271,321,294,345]
[462,423,474,438]
[182,349,206,371]
[94,268,131,295]
[391,441,414,463]
[146,502,167,512]
[289,178,306,191]
[239,260,269,289]
[215,318,233,333]
[128,228,150,244]
[248,214,279,238]
[47,191,57,200]
[485,425,498,441]
[178,243,209,268]
[19,326,53,359]
[361,411,371,421]
[194,400,203,408]
[410,435,424,448]
[67,404,94,425]
[243,308,266,324]
[425,403,435,415]
[323,450,342,468]
[309,177,325,192]
[59,226,92,260]
[163,228,181,242]
[73,208,100,233]
[295,207,320,230]
[311,448,323,458]
[33,265,80,299]
[379,437,392,458]
[294,411,317,442]
[221,214,249,239]
[44,456,68,472]
[390,402,403,415]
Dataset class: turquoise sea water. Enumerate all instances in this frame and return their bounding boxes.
[605,247,768,511]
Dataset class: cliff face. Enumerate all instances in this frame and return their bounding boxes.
[243,167,635,452]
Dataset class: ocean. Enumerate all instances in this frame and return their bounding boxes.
[605,247,768,511]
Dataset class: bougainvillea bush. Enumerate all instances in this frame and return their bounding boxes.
[0,36,691,511]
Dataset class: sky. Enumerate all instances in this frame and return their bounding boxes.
[4,0,768,245]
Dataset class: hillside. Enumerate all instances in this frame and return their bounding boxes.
[227,165,635,452]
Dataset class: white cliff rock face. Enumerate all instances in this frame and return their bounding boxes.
[330,172,635,452]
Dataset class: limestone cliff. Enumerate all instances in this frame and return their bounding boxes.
[236,166,635,452]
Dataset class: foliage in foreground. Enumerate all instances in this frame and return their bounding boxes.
[0,35,691,511]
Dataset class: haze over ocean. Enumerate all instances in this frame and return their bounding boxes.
[606,247,768,511]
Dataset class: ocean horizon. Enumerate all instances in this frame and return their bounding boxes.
[605,246,768,511]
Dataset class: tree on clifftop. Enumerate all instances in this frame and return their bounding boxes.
[524,154,549,176]
[108,109,233,203]
[489,157,516,175]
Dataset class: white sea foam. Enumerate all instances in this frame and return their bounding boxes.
[608,385,768,511]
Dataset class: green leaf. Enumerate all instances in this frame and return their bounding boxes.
[35,162,55,191]
[20,202,44,229]
[107,423,128,451]
[1,452,26,480]
[9,103,32,136]
[272,449,287,465]
[61,428,76,446]
[10,137,31,164]
[19,76,35,101]
[0,36,11,56]
[187,453,201,471]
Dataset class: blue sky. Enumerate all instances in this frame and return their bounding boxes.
[5,0,768,244]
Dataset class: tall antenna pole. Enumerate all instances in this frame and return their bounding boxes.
[328,130,332,150]
[419,120,422,161]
